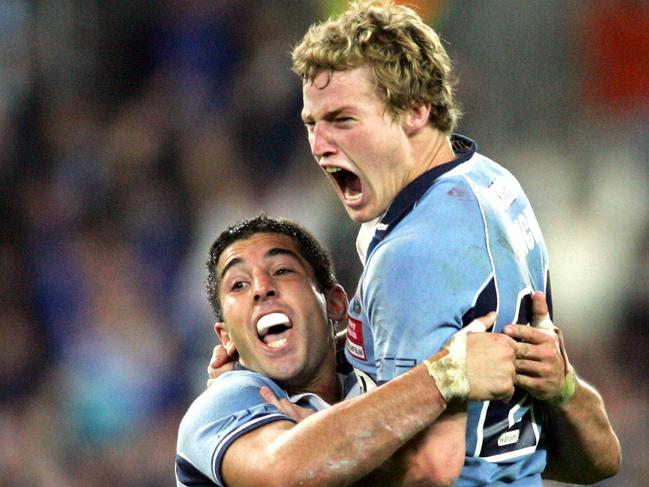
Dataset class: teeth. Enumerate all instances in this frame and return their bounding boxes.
[325,167,340,173]
[267,338,288,349]
[257,313,290,338]
[344,192,362,202]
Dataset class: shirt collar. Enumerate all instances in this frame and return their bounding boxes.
[356,134,477,263]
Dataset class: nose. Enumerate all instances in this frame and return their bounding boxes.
[310,123,336,160]
[253,271,277,302]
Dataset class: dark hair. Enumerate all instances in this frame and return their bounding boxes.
[206,214,338,320]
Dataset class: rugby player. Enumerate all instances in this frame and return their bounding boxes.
[177,215,523,486]
[289,0,620,484]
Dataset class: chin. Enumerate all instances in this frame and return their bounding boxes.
[267,363,303,383]
[345,206,371,223]
[348,209,381,224]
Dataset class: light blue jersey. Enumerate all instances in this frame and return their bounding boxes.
[176,367,358,486]
[346,135,552,486]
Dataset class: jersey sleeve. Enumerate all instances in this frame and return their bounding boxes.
[176,371,295,486]
[364,177,494,383]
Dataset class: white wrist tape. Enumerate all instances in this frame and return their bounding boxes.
[532,312,555,335]
[424,318,486,403]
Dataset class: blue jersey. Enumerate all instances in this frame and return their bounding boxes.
[345,135,551,486]
[176,368,359,486]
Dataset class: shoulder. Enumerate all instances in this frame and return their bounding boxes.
[371,179,488,269]
[179,370,286,435]
[177,370,293,486]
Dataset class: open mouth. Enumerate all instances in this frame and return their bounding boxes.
[257,313,292,349]
[325,167,363,202]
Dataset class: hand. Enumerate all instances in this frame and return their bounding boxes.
[465,328,517,402]
[502,292,567,401]
[206,344,237,388]
[259,386,316,423]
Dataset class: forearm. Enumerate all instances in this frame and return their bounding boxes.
[262,362,448,487]
[543,376,621,483]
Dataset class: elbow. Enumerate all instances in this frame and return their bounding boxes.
[595,438,622,481]
[428,456,464,487]
[407,466,461,487]
[405,450,464,487]
[585,434,622,484]
[572,437,622,485]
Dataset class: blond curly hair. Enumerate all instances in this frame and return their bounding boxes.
[292,0,461,133]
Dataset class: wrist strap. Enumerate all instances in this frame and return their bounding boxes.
[547,367,576,406]
[423,333,470,403]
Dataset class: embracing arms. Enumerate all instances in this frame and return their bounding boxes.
[210,316,517,487]
[504,292,621,484]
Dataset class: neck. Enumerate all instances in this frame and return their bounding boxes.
[285,355,342,405]
[408,128,455,182]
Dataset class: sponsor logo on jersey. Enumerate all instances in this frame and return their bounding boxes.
[497,429,520,447]
[346,316,366,361]
[488,178,517,209]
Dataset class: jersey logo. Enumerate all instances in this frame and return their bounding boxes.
[488,178,517,209]
[346,316,367,361]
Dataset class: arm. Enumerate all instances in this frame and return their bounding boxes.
[208,349,466,487]
[263,387,468,487]
[356,404,467,487]
[221,356,451,487]
[221,323,516,487]
[503,292,621,483]
[542,374,621,483]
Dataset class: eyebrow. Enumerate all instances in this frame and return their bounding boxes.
[301,108,349,124]
[220,247,304,280]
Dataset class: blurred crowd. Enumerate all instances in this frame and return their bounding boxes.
[0,1,647,485]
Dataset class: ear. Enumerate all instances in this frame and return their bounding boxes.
[214,322,237,356]
[325,284,349,322]
[403,102,431,135]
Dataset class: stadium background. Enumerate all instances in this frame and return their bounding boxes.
[1,0,647,485]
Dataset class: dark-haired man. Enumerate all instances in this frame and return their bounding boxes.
[177,214,522,486]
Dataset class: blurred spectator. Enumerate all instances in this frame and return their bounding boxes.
[579,0,649,116]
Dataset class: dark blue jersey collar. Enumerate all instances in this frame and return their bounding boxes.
[366,134,476,257]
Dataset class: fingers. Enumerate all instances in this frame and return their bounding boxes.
[260,386,280,407]
[465,332,517,402]
[531,291,549,318]
[474,311,497,331]
[504,323,554,346]
[260,387,317,422]
[531,292,554,333]
[206,344,238,388]
[458,311,496,336]
[208,345,230,375]
[514,373,545,391]
[514,358,548,377]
